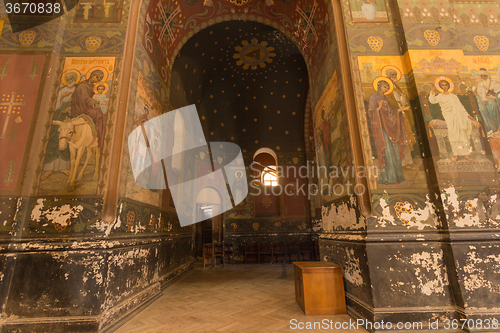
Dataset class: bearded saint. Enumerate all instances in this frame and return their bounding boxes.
[476,68,500,135]
[70,69,107,150]
[42,72,78,179]
[385,69,415,168]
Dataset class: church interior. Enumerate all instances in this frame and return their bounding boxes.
[0,0,499,331]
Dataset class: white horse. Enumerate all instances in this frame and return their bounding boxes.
[53,117,100,192]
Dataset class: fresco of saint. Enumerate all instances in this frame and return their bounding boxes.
[383,66,415,169]
[368,77,409,184]
[93,83,110,115]
[428,78,475,163]
[42,70,80,180]
[475,68,500,136]
[70,69,107,150]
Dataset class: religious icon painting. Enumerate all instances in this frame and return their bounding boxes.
[0,54,47,193]
[73,0,124,23]
[403,50,500,185]
[313,71,353,203]
[37,57,116,195]
[348,0,389,23]
[124,71,163,207]
[356,55,427,190]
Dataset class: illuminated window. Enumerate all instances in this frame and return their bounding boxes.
[253,148,278,186]
[263,166,277,186]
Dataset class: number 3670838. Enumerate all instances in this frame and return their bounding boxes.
[5,1,61,14]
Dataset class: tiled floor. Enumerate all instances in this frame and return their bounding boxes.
[114,262,368,333]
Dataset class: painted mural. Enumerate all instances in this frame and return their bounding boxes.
[313,71,354,203]
[348,0,389,23]
[142,0,331,84]
[38,57,116,195]
[0,15,5,37]
[125,71,163,207]
[407,49,500,184]
[226,154,253,219]
[74,0,124,23]
[0,54,46,193]
[357,55,427,190]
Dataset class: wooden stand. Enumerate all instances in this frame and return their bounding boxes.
[293,262,347,315]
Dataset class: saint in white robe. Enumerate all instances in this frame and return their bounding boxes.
[428,92,472,156]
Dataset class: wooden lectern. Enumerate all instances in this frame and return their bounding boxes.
[293,261,347,315]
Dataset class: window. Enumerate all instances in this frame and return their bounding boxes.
[253,148,278,186]
[263,166,277,186]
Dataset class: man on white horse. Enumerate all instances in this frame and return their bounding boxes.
[70,69,107,152]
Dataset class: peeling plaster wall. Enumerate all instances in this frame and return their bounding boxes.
[0,235,193,331]
[367,191,439,230]
[441,187,500,229]
[0,193,194,332]
[320,239,371,311]
[321,195,366,231]
[366,243,455,323]
[452,243,500,313]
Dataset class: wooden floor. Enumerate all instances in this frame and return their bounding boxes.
[114,262,368,333]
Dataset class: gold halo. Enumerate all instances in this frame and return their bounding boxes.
[60,69,81,86]
[235,170,243,178]
[381,65,402,82]
[86,66,109,83]
[372,77,394,95]
[93,81,109,94]
[434,76,454,93]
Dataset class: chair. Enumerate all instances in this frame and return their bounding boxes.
[271,241,286,264]
[285,241,299,263]
[299,240,315,261]
[213,242,225,267]
[244,242,259,264]
[224,242,234,266]
[259,242,273,264]
[202,243,214,269]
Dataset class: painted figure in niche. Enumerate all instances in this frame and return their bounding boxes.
[93,83,110,115]
[428,77,475,163]
[232,170,247,215]
[383,66,415,169]
[42,70,80,180]
[135,103,163,189]
[70,69,107,152]
[130,104,150,179]
[318,107,333,170]
[368,77,409,184]
[475,68,500,136]
[127,103,151,198]
[147,129,163,188]
[328,102,349,185]
[316,103,348,191]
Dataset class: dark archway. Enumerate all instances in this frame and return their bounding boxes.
[170,20,309,153]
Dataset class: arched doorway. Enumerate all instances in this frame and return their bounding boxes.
[195,187,223,257]
[170,20,311,259]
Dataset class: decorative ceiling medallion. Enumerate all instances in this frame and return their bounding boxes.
[233,38,276,70]
[225,0,252,6]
